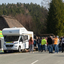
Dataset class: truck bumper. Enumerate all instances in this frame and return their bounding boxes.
[3,45,18,50]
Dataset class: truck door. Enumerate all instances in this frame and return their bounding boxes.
[22,35,26,49]
[24,35,29,49]
[19,35,29,49]
[19,36,24,49]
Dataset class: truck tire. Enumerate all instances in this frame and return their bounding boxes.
[18,46,21,52]
[4,50,7,53]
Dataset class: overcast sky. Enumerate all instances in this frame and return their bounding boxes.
[0,0,64,9]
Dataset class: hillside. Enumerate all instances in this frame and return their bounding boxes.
[0,3,48,35]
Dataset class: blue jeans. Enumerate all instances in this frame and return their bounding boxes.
[41,45,45,52]
[54,45,59,53]
[29,44,33,52]
[45,44,47,51]
[48,45,53,53]
[38,43,41,51]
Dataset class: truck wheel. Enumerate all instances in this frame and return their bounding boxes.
[4,50,7,53]
[18,47,21,52]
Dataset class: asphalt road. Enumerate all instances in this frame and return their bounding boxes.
[0,51,64,64]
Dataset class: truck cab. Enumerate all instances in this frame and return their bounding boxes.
[3,35,29,53]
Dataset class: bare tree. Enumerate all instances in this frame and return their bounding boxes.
[15,14,33,31]
[41,0,52,10]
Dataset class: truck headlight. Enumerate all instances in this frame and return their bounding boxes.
[15,45,17,47]
[14,42,18,44]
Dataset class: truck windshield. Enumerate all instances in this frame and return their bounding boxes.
[4,36,19,42]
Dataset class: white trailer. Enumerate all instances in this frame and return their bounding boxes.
[2,27,33,53]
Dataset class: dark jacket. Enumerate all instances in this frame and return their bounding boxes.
[47,37,53,45]
[37,38,41,44]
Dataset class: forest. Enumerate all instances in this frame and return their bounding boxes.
[0,2,48,36]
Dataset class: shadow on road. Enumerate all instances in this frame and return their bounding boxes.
[0,50,29,54]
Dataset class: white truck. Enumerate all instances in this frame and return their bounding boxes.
[2,27,33,53]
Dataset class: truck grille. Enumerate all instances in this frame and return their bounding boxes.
[6,45,13,47]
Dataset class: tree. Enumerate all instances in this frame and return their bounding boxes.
[0,3,48,36]
[24,3,48,35]
[3,9,7,15]
[47,0,64,36]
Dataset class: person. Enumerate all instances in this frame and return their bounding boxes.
[36,37,38,48]
[54,36,59,53]
[57,36,60,51]
[41,37,47,52]
[45,37,48,51]
[34,39,36,47]
[61,36,64,53]
[59,38,62,51]
[29,37,34,53]
[37,37,41,52]
[47,36,53,53]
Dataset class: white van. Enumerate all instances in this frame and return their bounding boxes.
[2,27,33,53]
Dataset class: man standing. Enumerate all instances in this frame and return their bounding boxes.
[47,36,53,53]
[37,37,41,52]
[54,36,59,53]
[61,36,64,52]
[41,37,46,52]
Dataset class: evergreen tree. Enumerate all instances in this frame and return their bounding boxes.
[47,0,64,36]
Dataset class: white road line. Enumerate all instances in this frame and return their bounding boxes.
[31,60,38,64]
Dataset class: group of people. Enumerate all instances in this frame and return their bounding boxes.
[29,36,64,53]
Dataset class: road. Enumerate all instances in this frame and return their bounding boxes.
[0,51,64,64]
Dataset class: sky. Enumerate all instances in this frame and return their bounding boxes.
[0,0,51,9]
[0,0,42,5]
[0,0,64,9]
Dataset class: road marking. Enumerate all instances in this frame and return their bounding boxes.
[31,60,38,64]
